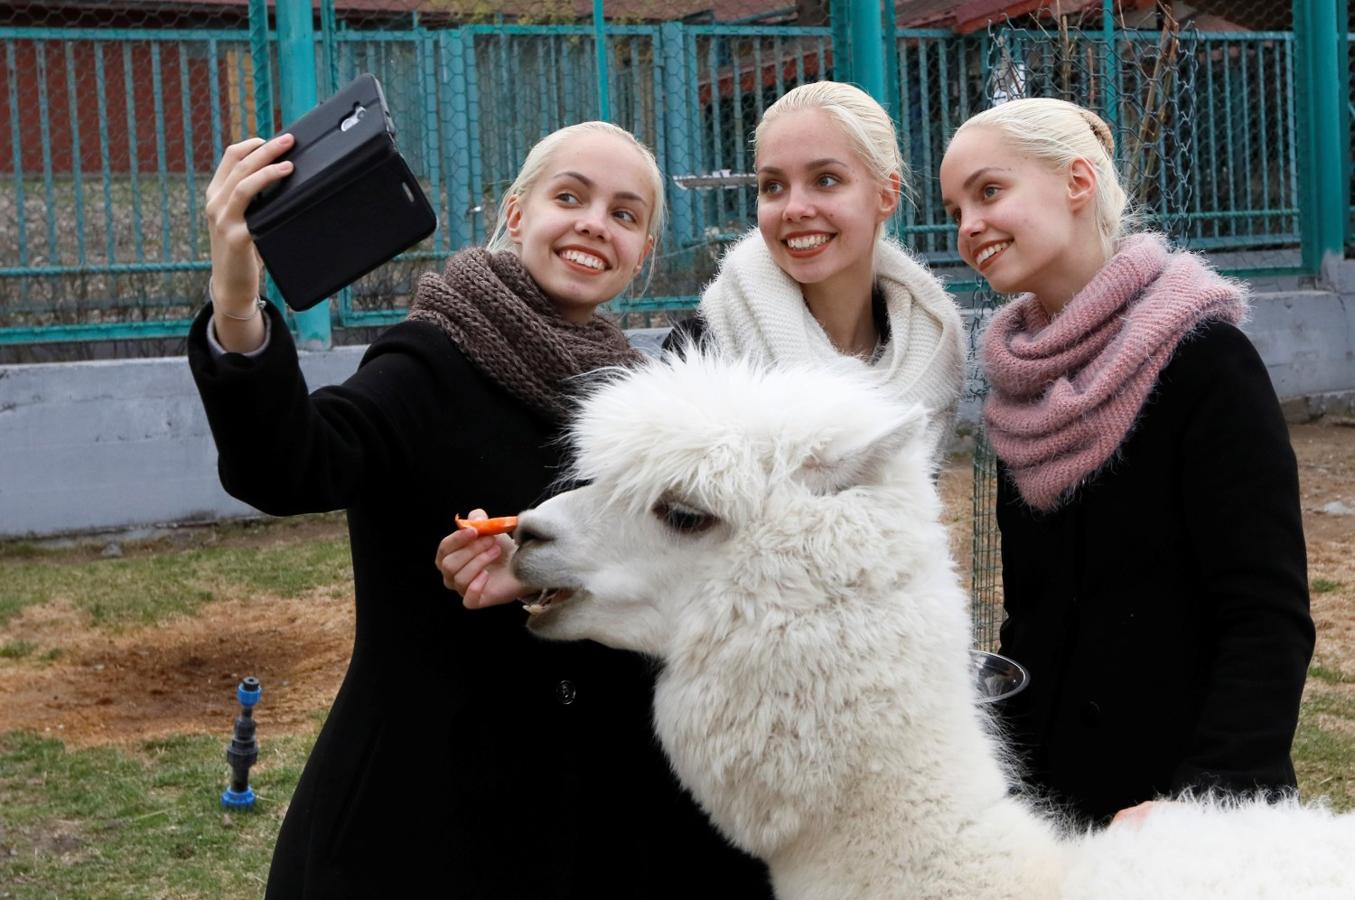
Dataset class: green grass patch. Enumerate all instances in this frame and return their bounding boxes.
[1295,690,1355,812]
[1310,663,1354,685]
[0,728,316,898]
[0,537,351,630]
[1311,577,1341,594]
[0,640,37,659]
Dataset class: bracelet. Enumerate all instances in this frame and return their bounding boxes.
[217,297,267,321]
[209,278,266,321]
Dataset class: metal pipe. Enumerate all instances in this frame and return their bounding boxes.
[274,0,331,348]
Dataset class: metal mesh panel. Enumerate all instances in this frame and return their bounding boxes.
[0,3,263,355]
[1,0,1315,354]
[291,1,833,333]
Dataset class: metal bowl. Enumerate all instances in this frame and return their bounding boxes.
[971,650,1029,704]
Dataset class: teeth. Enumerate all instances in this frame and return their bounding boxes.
[561,249,605,270]
[523,588,572,616]
[976,241,1010,264]
[786,234,830,250]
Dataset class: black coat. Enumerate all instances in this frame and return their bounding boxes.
[994,321,1314,826]
[188,304,772,899]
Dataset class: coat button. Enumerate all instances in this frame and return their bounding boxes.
[1080,700,1102,727]
[555,679,576,706]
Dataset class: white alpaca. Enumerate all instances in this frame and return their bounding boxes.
[511,352,1354,900]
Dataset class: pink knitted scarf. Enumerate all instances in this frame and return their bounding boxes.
[982,232,1247,510]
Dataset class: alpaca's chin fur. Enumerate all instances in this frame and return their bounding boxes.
[513,351,1355,900]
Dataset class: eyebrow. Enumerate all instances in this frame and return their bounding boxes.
[551,170,649,207]
[962,166,1009,189]
[941,166,1012,207]
[756,157,849,174]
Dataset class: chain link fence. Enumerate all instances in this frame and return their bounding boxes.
[0,2,263,359]
[0,1,1318,348]
[302,0,838,332]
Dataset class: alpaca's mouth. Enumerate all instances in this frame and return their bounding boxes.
[522,588,575,616]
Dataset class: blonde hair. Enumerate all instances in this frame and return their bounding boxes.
[953,98,1129,255]
[754,81,913,236]
[486,121,667,282]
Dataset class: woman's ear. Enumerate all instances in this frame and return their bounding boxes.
[877,172,902,222]
[1067,158,1097,213]
[635,233,655,273]
[505,195,525,244]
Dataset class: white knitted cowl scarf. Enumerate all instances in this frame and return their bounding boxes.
[699,230,967,462]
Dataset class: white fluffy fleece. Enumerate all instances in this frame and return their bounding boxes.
[511,351,1353,900]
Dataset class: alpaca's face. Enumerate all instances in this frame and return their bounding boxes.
[511,478,735,655]
[510,353,937,661]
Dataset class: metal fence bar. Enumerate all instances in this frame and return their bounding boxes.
[36,41,59,265]
[121,43,144,262]
[7,40,26,269]
[180,46,199,258]
[63,42,87,267]
[93,43,113,267]
[151,43,171,261]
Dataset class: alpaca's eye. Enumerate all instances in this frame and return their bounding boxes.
[652,500,717,535]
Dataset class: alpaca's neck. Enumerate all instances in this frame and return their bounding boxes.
[658,610,1067,900]
[764,704,1065,900]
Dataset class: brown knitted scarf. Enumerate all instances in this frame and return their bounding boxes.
[407,248,643,420]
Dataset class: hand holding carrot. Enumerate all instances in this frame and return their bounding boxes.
[435,509,528,609]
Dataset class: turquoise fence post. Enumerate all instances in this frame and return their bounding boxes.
[881,1,900,125]
[248,0,273,138]
[321,0,339,96]
[847,0,886,103]
[829,0,852,83]
[1101,0,1119,135]
[1340,0,1352,248]
[593,0,610,121]
[659,21,694,247]
[443,31,471,253]
[1293,0,1347,276]
[275,0,331,349]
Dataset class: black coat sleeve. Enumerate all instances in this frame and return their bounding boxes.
[187,302,458,516]
[1170,322,1314,796]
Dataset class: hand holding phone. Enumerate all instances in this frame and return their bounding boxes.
[244,74,437,311]
[203,133,297,350]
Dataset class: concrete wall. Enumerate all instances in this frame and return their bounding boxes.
[3,284,1353,538]
[0,346,366,537]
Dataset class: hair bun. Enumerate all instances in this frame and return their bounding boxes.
[1080,109,1115,157]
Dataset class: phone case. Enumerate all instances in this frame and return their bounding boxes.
[245,73,437,311]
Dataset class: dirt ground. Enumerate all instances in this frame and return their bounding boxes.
[1,422,1352,749]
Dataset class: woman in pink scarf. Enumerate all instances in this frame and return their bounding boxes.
[939,98,1313,829]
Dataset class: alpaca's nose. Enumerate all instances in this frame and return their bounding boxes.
[513,513,556,550]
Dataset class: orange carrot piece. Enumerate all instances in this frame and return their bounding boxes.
[455,514,519,536]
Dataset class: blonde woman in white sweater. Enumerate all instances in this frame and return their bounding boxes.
[666,81,965,462]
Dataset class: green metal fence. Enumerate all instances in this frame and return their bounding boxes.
[315,21,840,328]
[1,27,265,344]
[0,2,1345,348]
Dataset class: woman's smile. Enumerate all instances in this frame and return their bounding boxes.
[557,245,610,273]
[974,240,1011,272]
[783,232,835,258]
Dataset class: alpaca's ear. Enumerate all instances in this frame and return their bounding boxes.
[794,405,930,495]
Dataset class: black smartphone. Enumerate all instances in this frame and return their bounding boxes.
[245,73,437,311]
